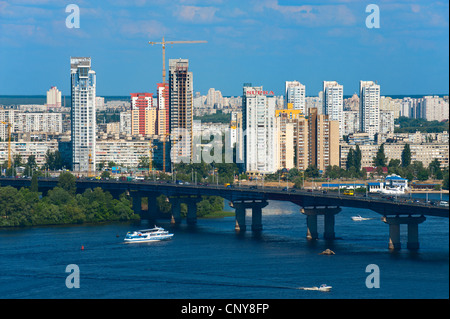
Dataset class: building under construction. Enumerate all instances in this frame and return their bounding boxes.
[169,58,193,165]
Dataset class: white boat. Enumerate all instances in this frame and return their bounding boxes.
[351,215,372,221]
[299,284,332,292]
[318,284,332,292]
[124,226,173,243]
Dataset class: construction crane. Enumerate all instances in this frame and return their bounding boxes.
[148,37,207,172]
[1,121,12,169]
[148,37,207,84]
[148,140,157,172]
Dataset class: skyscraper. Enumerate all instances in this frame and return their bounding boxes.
[242,85,277,174]
[359,80,380,140]
[130,92,156,136]
[322,81,343,138]
[70,57,96,173]
[156,82,169,136]
[169,58,193,164]
[285,81,306,114]
[308,107,339,173]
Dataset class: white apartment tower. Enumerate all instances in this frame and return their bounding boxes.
[285,81,306,114]
[322,81,344,138]
[359,80,380,140]
[70,57,96,173]
[242,85,277,174]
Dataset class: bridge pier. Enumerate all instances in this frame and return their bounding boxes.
[185,197,202,225]
[170,197,182,225]
[301,206,341,240]
[233,200,268,232]
[130,192,142,216]
[382,215,426,250]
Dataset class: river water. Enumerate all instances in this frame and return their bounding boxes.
[0,195,448,300]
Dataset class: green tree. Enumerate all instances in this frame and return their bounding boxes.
[373,143,387,167]
[428,158,441,179]
[346,148,355,170]
[30,174,38,193]
[58,171,76,195]
[355,145,362,172]
[401,143,411,168]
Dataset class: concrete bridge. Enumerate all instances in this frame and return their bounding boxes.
[1,177,448,250]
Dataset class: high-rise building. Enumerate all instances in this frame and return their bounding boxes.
[308,107,339,173]
[359,80,380,140]
[70,57,96,173]
[156,83,169,136]
[285,81,306,114]
[323,81,343,138]
[169,58,193,164]
[130,93,156,136]
[46,86,62,108]
[242,85,277,174]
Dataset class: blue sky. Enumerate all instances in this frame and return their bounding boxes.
[0,0,448,97]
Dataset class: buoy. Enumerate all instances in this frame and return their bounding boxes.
[81,245,84,250]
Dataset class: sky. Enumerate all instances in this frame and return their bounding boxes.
[0,0,448,97]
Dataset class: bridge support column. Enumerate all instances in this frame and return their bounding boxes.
[301,206,341,240]
[233,200,268,232]
[234,203,247,232]
[382,215,426,250]
[185,197,201,225]
[170,197,182,225]
[146,194,158,219]
[305,214,318,240]
[131,192,142,215]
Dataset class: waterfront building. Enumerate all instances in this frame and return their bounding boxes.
[322,81,343,137]
[0,140,59,167]
[308,107,340,173]
[242,85,277,175]
[285,81,306,114]
[95,135,150,168]
[130,93,156,136]
[46,86,61,108]
[169,58,193,164]
[70,57,96,173]
[359,80,380,140]
[156,83,169,136]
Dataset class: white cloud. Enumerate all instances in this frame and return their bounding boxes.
[174,5,220,23]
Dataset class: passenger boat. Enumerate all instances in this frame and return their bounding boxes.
[124,226,173,243]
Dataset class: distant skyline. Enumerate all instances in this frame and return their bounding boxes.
[0,0,448,97]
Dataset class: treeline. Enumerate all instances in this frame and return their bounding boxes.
[395,116,449,133]
[0,172,139,227]
[156,194,225,218]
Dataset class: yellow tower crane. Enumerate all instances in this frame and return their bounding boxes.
[148,37,207,172]
[1,121,12,169]
[148,37,207,84]
[148,140,157,172]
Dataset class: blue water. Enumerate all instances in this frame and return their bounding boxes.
[0,197,448,299]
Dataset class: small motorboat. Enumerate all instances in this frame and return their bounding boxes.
[299,284,332,292]
[124,226,173,243]
[351,215,372,221]
[318,284,332,292]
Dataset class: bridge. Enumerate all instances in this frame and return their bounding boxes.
[1,177,448,250]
